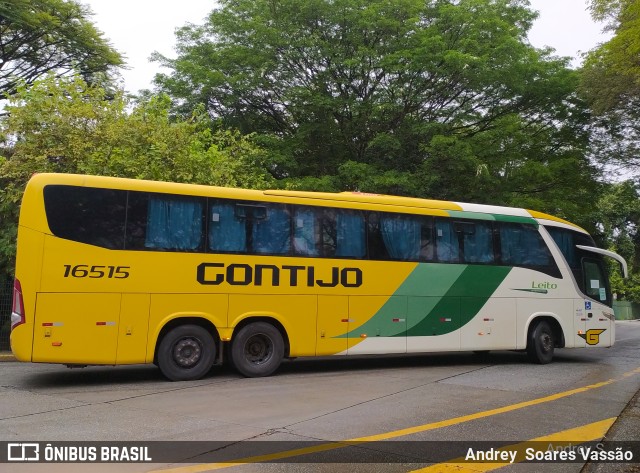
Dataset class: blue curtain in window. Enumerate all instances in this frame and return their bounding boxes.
[435,221,459,262]
[336,213,365,258]
[209,203,247,252]
[463,223,493,263]
[548,228,576,267]
[501,225,549,266]
[500,226,524,265]
[523,229,550,266]
[380,216,420,260]
[294,209,319,255]
[253,207,291,254]
[146,198,203,250]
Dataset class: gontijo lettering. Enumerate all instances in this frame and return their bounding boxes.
[197,262,363,287]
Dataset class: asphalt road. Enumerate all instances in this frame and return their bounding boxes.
[1,320,639,473]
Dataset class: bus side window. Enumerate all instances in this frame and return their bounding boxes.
[547,226,593,289]
[368,212,432,261]
[209,201,247,253]
[499,223,559,277]
[420,219,435,261]
[547,227,578,268]
[125,191,148,250]
[460,221,494,264]
[500,223,544,266]
[126,192,205,252]
[323,209,365,258]
[252,204,291,255]
[145,195,205,251]
[435,219,494,264]
[435,219,460,263]
[293,207,321,256]
[44,185,127,249]
[336,211,365,258]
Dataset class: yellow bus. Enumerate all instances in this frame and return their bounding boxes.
[10,173,627,380]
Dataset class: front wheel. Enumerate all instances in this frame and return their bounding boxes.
[157,325,215,381]
[230,322,284,377]
[526,320,554,364]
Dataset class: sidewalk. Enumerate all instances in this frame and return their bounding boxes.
[582,388,640,472]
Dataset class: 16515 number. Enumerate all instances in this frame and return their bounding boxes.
[63,265,130,279]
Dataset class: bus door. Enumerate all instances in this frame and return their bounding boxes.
[578,258,613,347]
[33,293,121,364]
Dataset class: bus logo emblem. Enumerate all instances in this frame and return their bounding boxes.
[578,329,606,345]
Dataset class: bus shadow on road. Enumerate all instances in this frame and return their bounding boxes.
[274,350,593,376]
[19,364,172,388]
[17,350,596,388]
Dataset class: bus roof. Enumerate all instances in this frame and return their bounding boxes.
[26,173,586,232]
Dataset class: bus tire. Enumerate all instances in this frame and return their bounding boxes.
[157,325,215,381]
[231,322,284,378]
[526,320,554,364]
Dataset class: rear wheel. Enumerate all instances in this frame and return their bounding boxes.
[230,322,284,377]
[526,320,554,364]
[157,325,215,381]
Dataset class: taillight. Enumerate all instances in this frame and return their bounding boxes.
[10,278,25,330]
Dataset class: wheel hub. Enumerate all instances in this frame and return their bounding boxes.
[173,338,201,368]
[245,335,273,365]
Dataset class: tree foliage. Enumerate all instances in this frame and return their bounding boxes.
[0,0,123,96]
[585,0,640,107]
[154,0,598,223]
[594,181,640,301]
[582,0,640,175]
[0,75,272,278]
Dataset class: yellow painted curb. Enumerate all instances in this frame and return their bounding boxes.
[0,353,16,362]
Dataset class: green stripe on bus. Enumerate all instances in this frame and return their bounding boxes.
[338,264,511,338]
[447,210,538,226]
[447,211,495,221]
[405,265,511,336]
[492,214,538,226]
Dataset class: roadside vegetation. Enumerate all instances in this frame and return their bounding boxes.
[0,0,638,300]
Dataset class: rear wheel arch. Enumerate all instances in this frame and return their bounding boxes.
[154,317,220,366]
[231,316,290,358]
[229,317,290,377]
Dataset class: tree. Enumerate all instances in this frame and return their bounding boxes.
[580,1,640,300]
[0,75,273,279]
[582,0,640,175]
[0,0,123,96]
[584,0,640,111]
[594,181,640,301]
[154,0,599,222]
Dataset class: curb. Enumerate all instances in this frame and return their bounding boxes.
[582,389,640,472]
[0,352,16,362]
